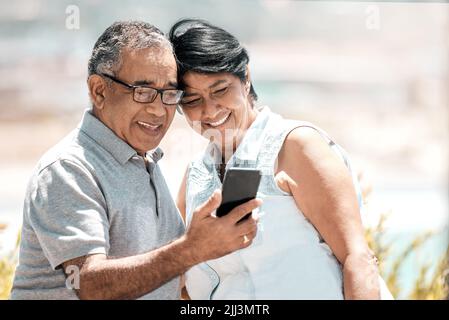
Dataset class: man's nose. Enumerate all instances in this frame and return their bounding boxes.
[144,95,166,117]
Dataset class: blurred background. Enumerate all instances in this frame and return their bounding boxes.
[0,0,448,299]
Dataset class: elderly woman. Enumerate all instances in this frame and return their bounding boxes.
[170,18,392,300]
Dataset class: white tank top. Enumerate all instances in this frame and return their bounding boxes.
[184,106,393,299]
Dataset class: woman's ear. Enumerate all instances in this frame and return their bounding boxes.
[245,66,251,93]
[88,74,107,110]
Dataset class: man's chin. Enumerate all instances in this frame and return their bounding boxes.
[131,138,163,156]
[134,128,167,151]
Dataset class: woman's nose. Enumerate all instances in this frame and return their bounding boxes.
[202,98,221,119]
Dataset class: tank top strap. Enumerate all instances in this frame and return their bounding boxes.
[257,119,330,172]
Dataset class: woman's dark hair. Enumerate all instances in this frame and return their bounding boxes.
[169,18,258,102]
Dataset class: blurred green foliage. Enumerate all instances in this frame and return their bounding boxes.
[0,229,19,300]
[365,212,448,300]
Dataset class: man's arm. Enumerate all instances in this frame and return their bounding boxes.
[62,235,196,300]
[63,190,261,300]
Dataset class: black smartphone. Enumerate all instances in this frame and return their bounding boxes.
[216,168,262,222]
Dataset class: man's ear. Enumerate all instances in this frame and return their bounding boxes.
[88,74,107,110]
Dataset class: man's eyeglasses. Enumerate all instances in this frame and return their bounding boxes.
[100,73,184,105]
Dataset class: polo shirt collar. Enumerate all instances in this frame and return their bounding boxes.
[78,109,138,165]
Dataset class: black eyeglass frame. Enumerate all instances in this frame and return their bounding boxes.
[100,73,184,105]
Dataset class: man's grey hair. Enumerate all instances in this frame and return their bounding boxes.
[87,20,172,77]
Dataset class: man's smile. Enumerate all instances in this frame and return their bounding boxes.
[136,120,163,135]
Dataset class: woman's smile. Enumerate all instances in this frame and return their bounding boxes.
[203,111,232,128]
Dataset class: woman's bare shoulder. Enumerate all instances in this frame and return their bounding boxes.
[278,125,332,169]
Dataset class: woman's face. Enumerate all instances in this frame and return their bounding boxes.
[180,71,257,156]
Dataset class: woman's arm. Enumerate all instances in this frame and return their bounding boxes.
[276,126,380,299]
[176,166,189,223]
[176,166,191,300]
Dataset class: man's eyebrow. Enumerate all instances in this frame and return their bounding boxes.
[168,81,178,88]
[133,79,154,86]
[132,80,178,88]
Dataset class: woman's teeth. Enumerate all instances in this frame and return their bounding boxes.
[137,121,161,130]
[207,113,231,127]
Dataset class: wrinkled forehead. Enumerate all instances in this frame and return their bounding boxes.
[117,46,178,86]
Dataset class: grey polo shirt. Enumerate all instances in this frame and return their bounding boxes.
[10,109,185,300]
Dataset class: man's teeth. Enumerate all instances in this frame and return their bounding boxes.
[138,121,160,129]
[207,113,230,127]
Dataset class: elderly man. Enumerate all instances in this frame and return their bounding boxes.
[10,21,260,300]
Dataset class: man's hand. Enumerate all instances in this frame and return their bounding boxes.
[183,189,262,264]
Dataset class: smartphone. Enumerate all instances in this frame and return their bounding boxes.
[216,168,262,222]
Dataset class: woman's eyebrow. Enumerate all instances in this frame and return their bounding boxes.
[209,79,228,89]
[182,79,228,97]
[182,92,200,98]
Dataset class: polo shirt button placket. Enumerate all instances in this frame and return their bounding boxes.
[144,157,160,218]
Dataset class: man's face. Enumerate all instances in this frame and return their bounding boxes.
[95,46,178,155]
